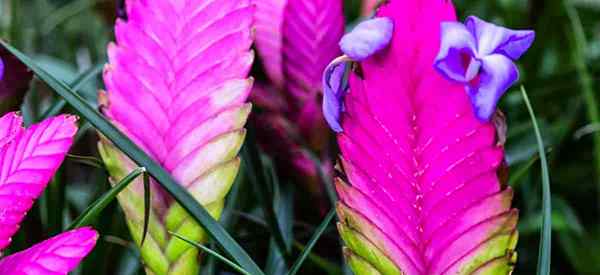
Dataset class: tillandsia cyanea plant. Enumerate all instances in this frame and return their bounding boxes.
[98,0,254,274]
[323,0,534,274]
[252,0,345,196]
[0,108,98,274]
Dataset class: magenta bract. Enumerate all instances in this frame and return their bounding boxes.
[0,112,98,275]
[333,1,517,274]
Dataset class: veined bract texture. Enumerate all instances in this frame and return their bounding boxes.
[252,0,344,197]
[334,1,517,274]
[0,112,98,275]
[98,0,254,274]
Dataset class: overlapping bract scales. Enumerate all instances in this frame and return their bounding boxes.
[100,0,254,273]
[0,227,98,275]
[252,0,343,193]
[0,113,78,251]
[335,1,517,274]
[254,0,287,89]
[282,0,344,103]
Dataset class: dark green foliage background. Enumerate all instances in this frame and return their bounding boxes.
[1,0,599,274]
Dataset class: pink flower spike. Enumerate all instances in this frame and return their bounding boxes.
[0,227,98,275]
[100,0,255,272]
[331,1,518,274]
[0,112,78,252]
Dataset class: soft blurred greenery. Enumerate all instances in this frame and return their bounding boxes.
[1,0,600,274]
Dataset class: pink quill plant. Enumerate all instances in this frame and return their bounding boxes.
[0,112,98,274]
[99,0,254,273]
[252,0,344,195]
[322,1,533,274]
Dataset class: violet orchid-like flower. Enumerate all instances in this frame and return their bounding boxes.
[323,17,393,133]
[0,112,98,274]
[434,16,535,121]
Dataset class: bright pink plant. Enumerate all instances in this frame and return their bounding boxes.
[252,0,344,195]
[99,0,254,273]
[329,1,520,274]
[0,112,98,274]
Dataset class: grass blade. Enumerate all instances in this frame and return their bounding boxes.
[521,86,552,275]
[169,231,251,275]
[68,167,145,229]
[0,41,265,275]
[241,127,289,255]
[40,63,103,121]
[287,208,336,275]
[141,171,151,245]
[564,0,600,216]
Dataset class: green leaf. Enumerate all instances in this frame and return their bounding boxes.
[0,40,265,275]
[68,167,145,229]
[169,231,251,275]
[521,86,552,275]
[241,127,289,255]
[40,63,103,121]
[141,171,151,245]
[287,208,336,275]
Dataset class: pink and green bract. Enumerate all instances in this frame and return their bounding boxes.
[99,0,254,274]
[333,1,517,274]
[252,0,344,196]
[0,112,98,275]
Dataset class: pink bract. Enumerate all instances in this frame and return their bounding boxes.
[335,1,517,274]
[0,227,98,275]
[0,112,98,275]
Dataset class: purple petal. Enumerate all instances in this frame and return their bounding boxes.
[434,22,479,83]
[466,16,535,60]
[467,54,519,121]
[0,58,4,81]
[339,17,394,61]
[322,56,351,133]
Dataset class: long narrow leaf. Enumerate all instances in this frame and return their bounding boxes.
[521,86,552,275]
[287,208,336,275]
[0,40,265,275]
[68,167,146,229]
[170,231,251,275]
[40,63,103,121]
[242,129,289,254]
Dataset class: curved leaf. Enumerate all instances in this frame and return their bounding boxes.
[0,227,98,275]
[0,112,78,251]
[334,1,517,274]
[100,0,254,273]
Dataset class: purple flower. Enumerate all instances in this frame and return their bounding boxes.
[434,16,535,121]
[323,17,394,133]
[322,56,350,133]
[0,58,4,81]
[339,17,394,61]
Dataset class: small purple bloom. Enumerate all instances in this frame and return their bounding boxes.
[323,17,394,133]
[322,56,350,133]
[340,17,394,61]
[434,16,535,121]
[0,58,4,81]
